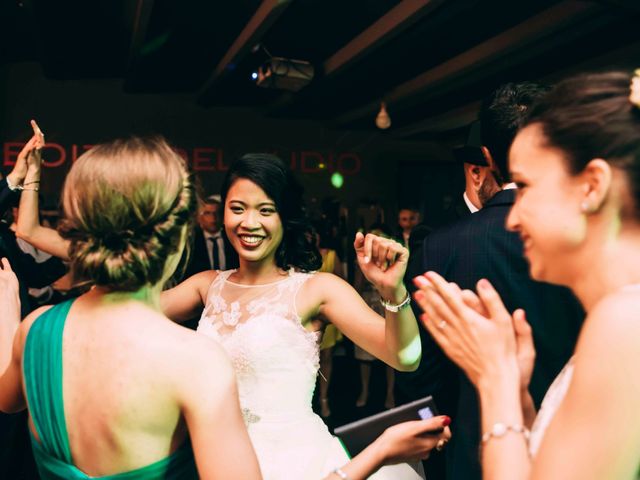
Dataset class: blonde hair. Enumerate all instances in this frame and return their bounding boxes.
[58,137,195,291]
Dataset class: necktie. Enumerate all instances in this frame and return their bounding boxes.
[209,236,220,270]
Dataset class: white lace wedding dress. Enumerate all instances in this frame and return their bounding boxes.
[197,269,425,479]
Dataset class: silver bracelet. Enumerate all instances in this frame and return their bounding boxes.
[481,422,530,445]
[379,290,411,312]
[332,467,351,480]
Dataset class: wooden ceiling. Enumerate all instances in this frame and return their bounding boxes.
[2,0,639,144]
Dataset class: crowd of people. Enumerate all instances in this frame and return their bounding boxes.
[1,68,640,480]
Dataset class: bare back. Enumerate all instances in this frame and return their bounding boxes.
[21,289,241,477]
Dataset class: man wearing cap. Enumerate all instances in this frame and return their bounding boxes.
[443,121,496,224]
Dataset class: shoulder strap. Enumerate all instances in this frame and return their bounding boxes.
[23,299,75,463]
[288,271,315,319]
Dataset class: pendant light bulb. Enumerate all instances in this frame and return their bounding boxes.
[375,102,391,130]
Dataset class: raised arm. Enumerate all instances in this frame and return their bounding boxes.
[15,120,70,260]
[160,270,215,323]
[1,135,32,213]
[0,259,50,413]
[308,232,421,372]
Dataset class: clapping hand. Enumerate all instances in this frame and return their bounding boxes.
[354,232,408,296]
[412,272,529,388]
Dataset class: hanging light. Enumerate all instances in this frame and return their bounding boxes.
[375,102,391,129]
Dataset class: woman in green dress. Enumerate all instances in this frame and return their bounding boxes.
[0,131,261,479]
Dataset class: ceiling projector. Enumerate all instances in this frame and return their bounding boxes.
[255,57,314,92]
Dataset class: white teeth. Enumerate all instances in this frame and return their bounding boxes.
[240,236,263,244]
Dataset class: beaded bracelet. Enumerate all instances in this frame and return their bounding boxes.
[481,422,530,445]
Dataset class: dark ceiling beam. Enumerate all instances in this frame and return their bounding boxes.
[126,0,155,70]
[333,0,602,126]
[198,0,292,104]
[393,101,481,138]
[266,0,445,114]
[324,0,445,79]
[394,37,640,139]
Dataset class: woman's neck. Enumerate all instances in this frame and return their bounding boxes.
[93,283,163,310]
[234,258,288,285]
[567,230,640,312]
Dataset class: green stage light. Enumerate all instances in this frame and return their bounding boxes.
[330,172,344,189]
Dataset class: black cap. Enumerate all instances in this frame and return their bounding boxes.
[452,121,488,166]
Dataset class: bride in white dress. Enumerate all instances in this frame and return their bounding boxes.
[162,153,445,479]
[413,71,640,479]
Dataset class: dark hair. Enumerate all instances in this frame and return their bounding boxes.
[221,153,321,272]
[59,137,196,291]
[479,82,549,182]
[524,73,640,216]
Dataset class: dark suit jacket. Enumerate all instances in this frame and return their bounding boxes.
[0,178,18,215]
[409,189,583,480]
[441,194,471,226]
[182,227,239,280]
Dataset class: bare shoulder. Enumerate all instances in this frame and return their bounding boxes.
[581,290,640,344]
[168,329,235,402]
[298,271,352,315]
[304,271,350,291]
[574,290,640,373]
[185,269,219,294]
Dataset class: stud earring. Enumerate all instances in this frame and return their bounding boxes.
[580,200,591,213]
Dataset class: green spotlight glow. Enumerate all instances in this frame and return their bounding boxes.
[330,172,344,189]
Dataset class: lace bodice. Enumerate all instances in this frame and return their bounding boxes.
[197,270,320,424]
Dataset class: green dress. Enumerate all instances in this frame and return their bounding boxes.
[22,299,198,479]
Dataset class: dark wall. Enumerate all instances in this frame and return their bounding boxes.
[1,62,456,229]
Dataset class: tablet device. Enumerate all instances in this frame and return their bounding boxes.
[334,396,440,457]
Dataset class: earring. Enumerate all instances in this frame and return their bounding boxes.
[580,200,591,213]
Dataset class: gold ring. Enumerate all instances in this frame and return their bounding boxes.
[436,438,447,451]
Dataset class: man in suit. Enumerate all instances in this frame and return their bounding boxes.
[183,195,238,279]
[443,121,494,224]
[405,83,584,480]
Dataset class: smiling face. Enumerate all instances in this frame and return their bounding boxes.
[506,123,589,284]
[224,178,283,265]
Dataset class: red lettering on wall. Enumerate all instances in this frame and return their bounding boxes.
[216,150,229,171]
[3,142,23,167]
[289,151,297,170]
[41,143,66,168]
[193,148,217,171]
[300,151,324,174]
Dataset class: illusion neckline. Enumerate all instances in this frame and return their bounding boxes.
[223,269,294,287]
